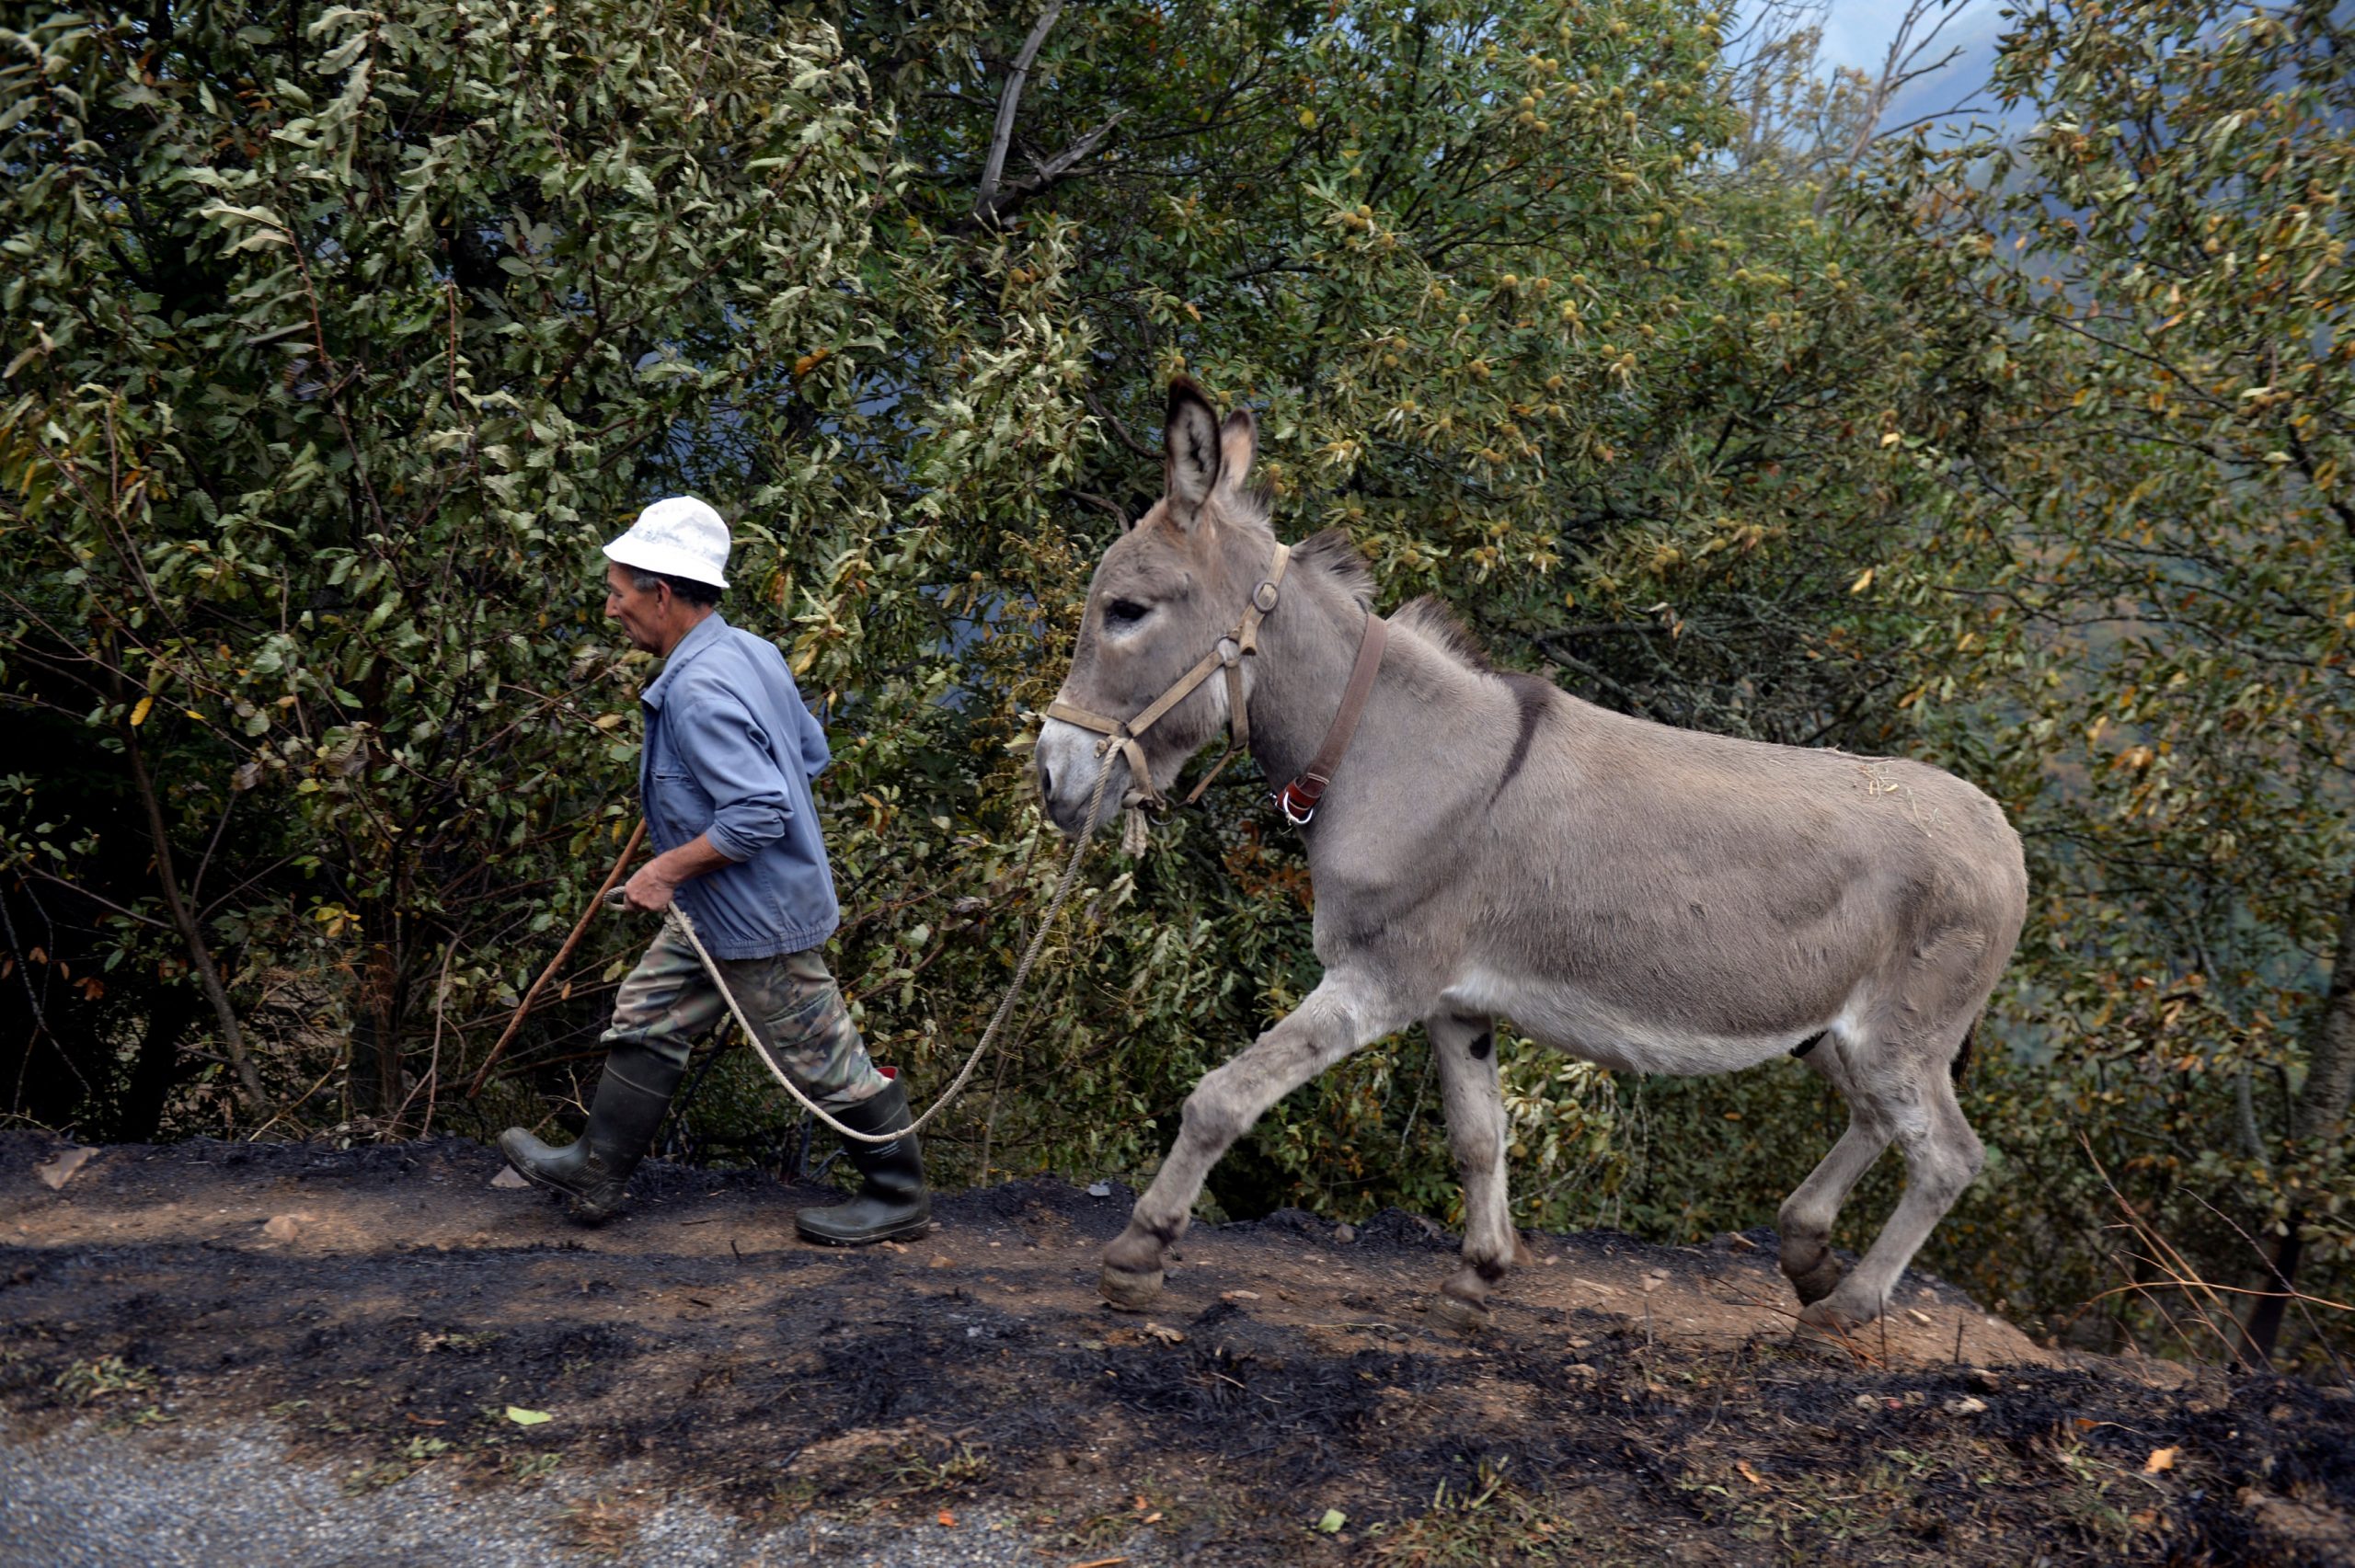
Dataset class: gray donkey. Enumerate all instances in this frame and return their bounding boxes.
[1034,380,2028,1333]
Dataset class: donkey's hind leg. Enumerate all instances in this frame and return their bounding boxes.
[1428,1012,1516,1330]
[1101,971,1408,1309]
[1802,1045,1984,1333]
[1775,1104,1893,1309]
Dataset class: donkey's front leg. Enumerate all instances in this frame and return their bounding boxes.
[1428,1012,1517,1329]
[1102,974,1399,1309]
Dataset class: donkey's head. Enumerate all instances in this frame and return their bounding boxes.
[1036,378,1274,835]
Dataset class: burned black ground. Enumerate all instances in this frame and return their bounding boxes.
[2,1132,2349,1564]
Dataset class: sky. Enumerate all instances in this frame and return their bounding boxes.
[1803,0,2020,131]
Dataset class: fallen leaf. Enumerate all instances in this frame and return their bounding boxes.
[1142,1322,1186,1345]
[929,1255,954,1269]
[936,1509,956,1527]
[1221,1289,1261,1302]
[2143,1447,2177,1475]
[490,1167,531,1190]
[262,1213,308,1242]
[1736,1460,1767,1486]
[1945,1396,1988,1416]
[1316,1507,1347,1534]
[1907,1309,1934,1326]
[35,1148,97,1191]
[506,1406,553,1426]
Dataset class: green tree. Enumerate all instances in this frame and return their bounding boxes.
[0,0,1084,1132]
[1861,0,2355,1368]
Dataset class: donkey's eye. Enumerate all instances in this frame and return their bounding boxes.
[1103,599,1152,630]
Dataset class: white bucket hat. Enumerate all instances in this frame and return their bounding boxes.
[603,496,730,589]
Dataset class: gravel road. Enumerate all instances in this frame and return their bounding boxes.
[0,1416,1148,1568]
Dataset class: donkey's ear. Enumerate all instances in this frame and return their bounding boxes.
[1163,377,1223,529]
[1215,408,1257,492]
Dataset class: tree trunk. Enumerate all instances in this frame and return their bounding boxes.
[2243,1220,2303,1370]
[120,987,201,1142]
[2246,861,2355,1365]
[124,723,272,1116]
[2294,866,2355,1146]
[353,921,408,1125]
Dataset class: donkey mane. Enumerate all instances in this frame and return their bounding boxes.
[1290,527,1377,611]
[1391,595,1494,674]
[1290,529,1500,681]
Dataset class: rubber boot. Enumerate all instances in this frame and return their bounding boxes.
[795,1077,932,1244]
[499,1040,684,1222]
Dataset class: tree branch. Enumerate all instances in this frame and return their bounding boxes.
[977,111,1126,226]
[974,0,1066,223]
[1080,385,1162,461]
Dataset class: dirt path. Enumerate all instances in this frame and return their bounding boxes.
[2,1133,2349,1565]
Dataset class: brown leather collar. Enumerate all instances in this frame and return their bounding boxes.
[1271,611,1387,828]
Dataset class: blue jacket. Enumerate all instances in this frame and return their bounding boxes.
[638,613,840,958]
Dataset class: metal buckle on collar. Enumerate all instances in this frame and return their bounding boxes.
[1253,579,1281,614]
[1274,780,1317,827]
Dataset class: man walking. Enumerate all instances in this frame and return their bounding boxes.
[500,496,929,1244]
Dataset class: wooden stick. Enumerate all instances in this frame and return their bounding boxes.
[465,820,645,1099]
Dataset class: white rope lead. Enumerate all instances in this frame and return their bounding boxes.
[634,753,1115,1145]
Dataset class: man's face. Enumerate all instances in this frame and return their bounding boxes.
[604,562,674,653]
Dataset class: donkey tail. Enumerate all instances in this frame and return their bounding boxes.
[1950,1021,1978,1086]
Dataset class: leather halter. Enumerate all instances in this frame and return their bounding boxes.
[1046,542,1390,829]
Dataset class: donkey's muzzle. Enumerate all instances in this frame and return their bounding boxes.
[1034,718,1130,837]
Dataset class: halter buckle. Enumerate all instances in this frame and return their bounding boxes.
[1253,579,1281,613]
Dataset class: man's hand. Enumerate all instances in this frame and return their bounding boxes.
[619,834,736,913]
[621,862,681,912]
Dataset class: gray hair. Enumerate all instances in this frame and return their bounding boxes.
[628,567,721,607]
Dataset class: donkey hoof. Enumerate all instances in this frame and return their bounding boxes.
[1798,1298,1865,1336]
[1785,1253,1845,1309]
[1799,1284,1881,1336]
[1098,1264,1165,1310]
[1431,1291,1491,1333]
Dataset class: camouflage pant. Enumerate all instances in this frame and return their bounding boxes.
[604,923,887,1114]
